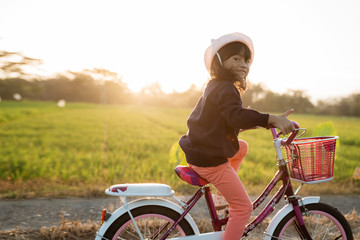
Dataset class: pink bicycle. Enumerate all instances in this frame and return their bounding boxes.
[95,122,353,240]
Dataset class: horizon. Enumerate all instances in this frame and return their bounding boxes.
[1,0,359,103]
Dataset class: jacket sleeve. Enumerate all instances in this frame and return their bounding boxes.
[213,83,269,130]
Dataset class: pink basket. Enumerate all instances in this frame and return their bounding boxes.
[284,136,338,184]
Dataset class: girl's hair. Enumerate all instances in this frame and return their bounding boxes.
[209,42,252,93]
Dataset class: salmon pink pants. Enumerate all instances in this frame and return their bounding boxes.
[190,140,252,240]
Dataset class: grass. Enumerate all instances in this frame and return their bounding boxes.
[0,100,359,198]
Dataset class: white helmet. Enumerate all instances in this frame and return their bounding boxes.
[204,32,254,73]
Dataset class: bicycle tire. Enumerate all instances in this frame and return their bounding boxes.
[103,205,196,240]
[271,202,353,240]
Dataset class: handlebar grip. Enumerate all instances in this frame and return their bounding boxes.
[268,121,300,145]
[281,121,300,145]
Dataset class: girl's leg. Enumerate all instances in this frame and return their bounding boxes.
[190,162,252,240]
[215,140,248,201]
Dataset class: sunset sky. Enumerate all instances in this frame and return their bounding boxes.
[1,0,359,102]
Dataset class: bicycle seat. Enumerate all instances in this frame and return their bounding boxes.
[174,165,209,187]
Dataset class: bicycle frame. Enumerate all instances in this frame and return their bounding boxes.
[96,124,316,240]
[158,164,310,239]
[158,126,313,240]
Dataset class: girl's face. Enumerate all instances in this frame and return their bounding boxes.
[222,53,250,80]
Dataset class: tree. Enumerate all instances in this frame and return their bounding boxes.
[0,51,41,79]
[335,93,360,116]
[82,68,129,104]
[40,75,75,101]
[174,84,202,108]
[0,78,34,99]
[242,83,266,108]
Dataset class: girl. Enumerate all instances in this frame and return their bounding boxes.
[179,32,295,240]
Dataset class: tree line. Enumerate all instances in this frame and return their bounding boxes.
[1,72,359,116]
[0,50,359,116]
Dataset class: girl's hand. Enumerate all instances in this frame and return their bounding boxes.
[268,109,295,135]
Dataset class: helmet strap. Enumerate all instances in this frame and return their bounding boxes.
[216,52,223,67]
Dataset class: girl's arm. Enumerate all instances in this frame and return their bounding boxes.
[268,109,295,135]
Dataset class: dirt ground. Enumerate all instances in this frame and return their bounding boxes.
[0,194,359,232]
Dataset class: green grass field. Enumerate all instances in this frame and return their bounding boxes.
[0,101,359,198]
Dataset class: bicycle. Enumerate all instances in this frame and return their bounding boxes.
[95,122,353,240]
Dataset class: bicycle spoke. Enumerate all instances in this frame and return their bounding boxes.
[115,237,127,240]
[317,225,341,239]
[115,217,185,240]
[309,218,339,239]
[314,213,320,237]
[103,205,194,239]
[150,222,170,239]
[125,225,142,240]
[281,215,341,240]
[275,234,296,240]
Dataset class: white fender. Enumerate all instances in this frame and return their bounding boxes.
[105,183,175,197]
[264,196,320,240]
[95,198,200,240]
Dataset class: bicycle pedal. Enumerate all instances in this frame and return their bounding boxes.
[215,204,228,210]
[217,208,229,218]
[212,193,229,210]
[224,208,229,217]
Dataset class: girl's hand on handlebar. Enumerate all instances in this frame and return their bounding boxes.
[268,109,295,135]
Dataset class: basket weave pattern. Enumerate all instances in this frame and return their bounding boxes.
[284,137,337,183]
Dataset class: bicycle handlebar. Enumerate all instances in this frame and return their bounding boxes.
[269,121,300,145]
[240,121,300,145]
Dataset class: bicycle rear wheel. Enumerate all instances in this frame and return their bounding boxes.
[103,205,195,240]
[272,202,353,240]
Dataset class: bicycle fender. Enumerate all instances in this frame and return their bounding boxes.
[263,196,320,240]
[95,198,200,240]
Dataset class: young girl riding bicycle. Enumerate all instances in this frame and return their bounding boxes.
[179,32,295,240]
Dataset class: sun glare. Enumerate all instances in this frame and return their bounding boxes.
[0,0,359,100]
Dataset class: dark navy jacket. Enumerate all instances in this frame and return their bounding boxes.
[179,79,269,167]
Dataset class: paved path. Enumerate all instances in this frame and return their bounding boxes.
[0,195,359,231]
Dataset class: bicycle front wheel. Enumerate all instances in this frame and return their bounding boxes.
[272,202,353,240]
[103,205,195,240]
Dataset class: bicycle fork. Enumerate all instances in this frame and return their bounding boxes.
[288,196,313,240]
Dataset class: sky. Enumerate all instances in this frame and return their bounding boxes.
[1,0,360,102]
